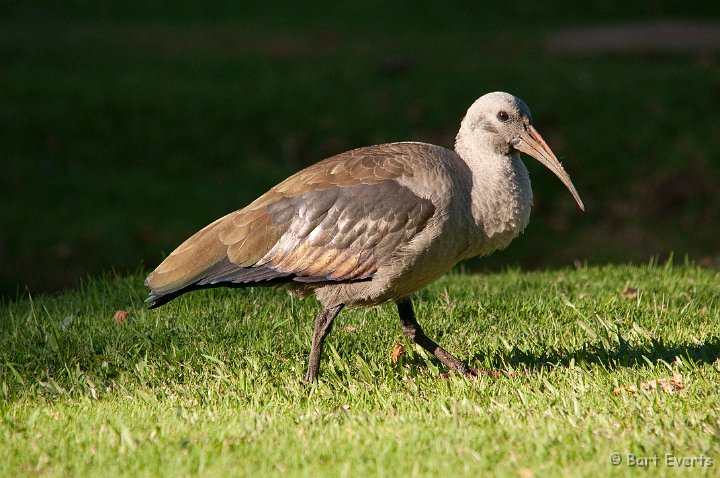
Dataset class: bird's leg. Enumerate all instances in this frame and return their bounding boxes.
[396,298,476,378]
[304,304,345,383]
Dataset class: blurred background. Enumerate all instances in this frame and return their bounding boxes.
[2,1,719,299]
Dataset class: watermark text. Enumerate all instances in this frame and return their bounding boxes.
[610,453,713,468]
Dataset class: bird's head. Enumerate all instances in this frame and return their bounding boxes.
[457,91,584,211]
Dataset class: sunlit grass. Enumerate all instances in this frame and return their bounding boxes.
[1,263,719,476]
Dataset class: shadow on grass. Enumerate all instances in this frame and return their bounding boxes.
[469,336,720,372]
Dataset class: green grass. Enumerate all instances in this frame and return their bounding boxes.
[1,263,719,476]
[2,2,720,474]
[2,2,720,296]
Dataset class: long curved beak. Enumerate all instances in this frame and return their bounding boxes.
[514,125,585,211]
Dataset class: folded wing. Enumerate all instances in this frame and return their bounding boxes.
[145,146,437,307]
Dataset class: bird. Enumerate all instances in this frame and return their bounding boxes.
[145,91,584,382]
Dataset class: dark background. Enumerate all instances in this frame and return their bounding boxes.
[2,1,719,299]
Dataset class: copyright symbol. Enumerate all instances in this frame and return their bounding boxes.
[610,453,622,466]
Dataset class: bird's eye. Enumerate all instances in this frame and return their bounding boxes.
[497,111,510,122]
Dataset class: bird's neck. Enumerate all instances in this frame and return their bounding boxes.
[455,137,533,251]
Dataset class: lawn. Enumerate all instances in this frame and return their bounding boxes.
[1,263,718,476]
[2,2,720,476]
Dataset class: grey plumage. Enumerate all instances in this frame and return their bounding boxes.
[145,92,584,381]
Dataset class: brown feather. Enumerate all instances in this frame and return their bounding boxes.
[145,143,436,305]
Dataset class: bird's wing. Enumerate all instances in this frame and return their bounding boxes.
[145,144,439,306]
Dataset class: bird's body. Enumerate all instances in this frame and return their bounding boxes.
[146,92,584,381]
